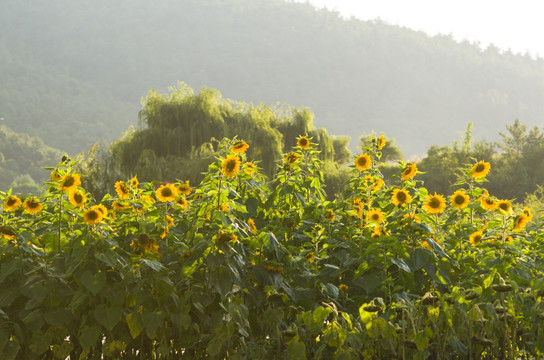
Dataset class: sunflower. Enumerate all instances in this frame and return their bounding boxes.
[371,226,388,238]
[220,203,230,212]
[231,141,249,154]
[83,206,103,225]
[155,184,178,202]
[401,164,418,181]
[523,207,533,222]
[112,200,131,211]
[296,136,310,149]
[471,160,491,179]
[50,169,63,181]
[469,230,484,247]
[95,204,108,217]
[370,177,384,192]
[23,197,43,214]
[222,155,241,178]
[513,213,529,231]
[215,231,238,243]
[129,176,139,188]
[69,190,87,208]
[339,284,349,293]
[377,135,386,150]
[480,197,497,211]
[391,188,412,206]
[450,190,470,210]
[3,195,22,212]
[306,252,315,263]
[354,154,372,171]
[424,193,446,214]
[243,162,258,175]
[366,208,385,223]
[496,199,512,215]
[325,209,335,221]
[59,174,81,192]
[248,218,258,235]
[0,226,17,240]
[174,196,188,210]
[115,181,130,199]
[351,197,364,218]
[177,180,192,196]
[284,152,301,165]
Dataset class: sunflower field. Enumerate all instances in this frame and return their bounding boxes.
[1,135,544,359]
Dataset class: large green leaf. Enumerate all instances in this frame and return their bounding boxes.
[80,270,106,295]
[93,304,122,331]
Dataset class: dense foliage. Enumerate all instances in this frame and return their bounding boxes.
[0,125,63,194]
[2,0,544,154]
[80,83,351,201]
[1,136,543,359]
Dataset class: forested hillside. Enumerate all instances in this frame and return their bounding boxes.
[1,0,543,155]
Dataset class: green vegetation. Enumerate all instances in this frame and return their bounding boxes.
[1,136,543,359]
[1,0,544,155]
[0,125,63,194]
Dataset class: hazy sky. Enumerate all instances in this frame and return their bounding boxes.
[293,0,544,58]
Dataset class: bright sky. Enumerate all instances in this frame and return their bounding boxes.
[294,0,544,58]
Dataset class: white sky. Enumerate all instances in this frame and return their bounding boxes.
[293,0,544,58]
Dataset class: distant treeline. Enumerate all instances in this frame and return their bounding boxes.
[1,0,544,155]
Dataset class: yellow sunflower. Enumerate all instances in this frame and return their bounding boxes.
[112,200,131,211]
[354,154,372,171]
[496,199,512,215]
[469,230,484,247]
[284,152,301,165]
[0,226,17,240]
[377,135,386,150]
[366,208,385,223]
[339,284,349,293]
[296,136,310,149]
[69,190,87,208]
[325,209,335,221]
[59,174,81,192]
[352,197,364,218]
[371,226,388,238]
[155,184,178,202]
[231,141,249,154]
[50,169,63,181]
[450,190,470,210]
[215,231,238,243]
[513,213,529,231]
[523,206,533,222]
[83,206,103,225]
[23,197,43,214]
[306,252,315,263]
[401,164,418,181]
[370,177,384,192]
[222,155,241,178]
[391,188,412,206]
[115,181,130,199]
[129,176,139,188]
[177,180,192,196]
[480,197,497,211]
[243,162,258,175]
[3,195,22,212]
[95,204,108,217]
[424,193,446,214]
[174,196,188,210]
[471,160,491,179]
[248,218,258,235]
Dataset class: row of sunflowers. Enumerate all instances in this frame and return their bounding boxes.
[1,135,543,359]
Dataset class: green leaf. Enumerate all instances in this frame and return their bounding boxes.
[80,270,106,295]
[126,313,144,339]
[3,340,20,360]
[390,257,411,272]
[483,269,496,289]
[142,311,166,338]
[29,331,51,355]
[287,335,306,360]
[141,259,165,272]
[79,325,101,350]
[0,258,18,283]
[93,305,122,331]
[414,326,433,351]
[44,308,72,327]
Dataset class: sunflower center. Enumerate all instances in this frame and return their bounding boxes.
[371,214,380,221]
[499,204,508,211]
[454,196,465,205]
[429,198,441,208]
[87,211,99,221]
[27,200,39,209]
[475,164,485,172]
[6,198,16,206]
[74,193,83,203]
[161,188,173,197]
[358,158,368,166]
[226,160,236,172]
[63,177,75,187]
[396,192,407,202]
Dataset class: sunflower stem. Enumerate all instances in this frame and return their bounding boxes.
[58,193,63,252]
